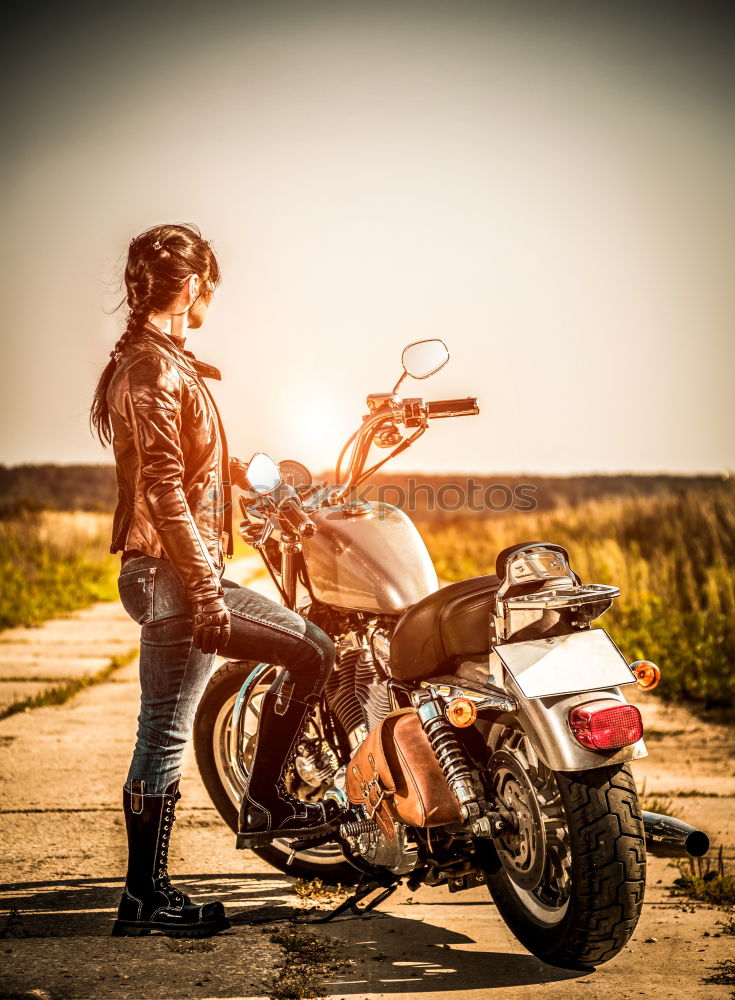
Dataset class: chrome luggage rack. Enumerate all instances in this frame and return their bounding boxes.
[503,583,620,611]
[492,543,620,642]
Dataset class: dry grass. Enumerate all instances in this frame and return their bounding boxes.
[702,959,735,992]
[638,780,679,818]
[292,879,350,906]
[268,925,349,999]
[673,847,735,906]
[423,483,735,709]
[0,511,119,630]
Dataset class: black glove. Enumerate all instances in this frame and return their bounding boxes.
[191,593,231,654]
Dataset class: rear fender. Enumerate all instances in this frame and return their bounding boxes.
[502,670,648,772]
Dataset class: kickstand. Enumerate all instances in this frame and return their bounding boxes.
[306,876,401,923]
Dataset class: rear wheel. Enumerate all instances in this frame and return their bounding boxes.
[485,725,646,969]
[193,659,358,884]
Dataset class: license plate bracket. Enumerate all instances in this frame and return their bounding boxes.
[495,628,635,699]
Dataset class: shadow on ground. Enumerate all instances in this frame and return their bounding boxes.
[0,872,294,938]
[0,874,582,996]
[309,910,582,994]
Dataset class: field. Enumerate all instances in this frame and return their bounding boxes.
[0,511,119,630]
[0,478,732,709]
[421,482,735,710]
[0,507,253,631]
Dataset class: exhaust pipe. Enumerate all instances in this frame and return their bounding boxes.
[642,810,710,858]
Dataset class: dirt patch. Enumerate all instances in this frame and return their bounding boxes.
[268,924,351,1000]
[0,931,282,1000]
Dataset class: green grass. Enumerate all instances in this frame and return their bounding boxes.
[0,511,119,630]
[3,485,734,711]
[0,650,138,721]
[421,483,735,709]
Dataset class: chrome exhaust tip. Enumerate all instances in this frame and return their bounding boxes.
[642,810,710,858]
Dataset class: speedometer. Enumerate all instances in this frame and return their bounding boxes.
[278,459,313,489]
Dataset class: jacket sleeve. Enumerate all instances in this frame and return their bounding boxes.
[123,354,223,602]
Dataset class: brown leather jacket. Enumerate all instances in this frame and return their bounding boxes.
[107,323,234,601]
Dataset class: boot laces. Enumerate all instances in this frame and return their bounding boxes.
[155,794,184,905]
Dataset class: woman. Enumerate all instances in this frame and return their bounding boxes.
[91,223,340,938]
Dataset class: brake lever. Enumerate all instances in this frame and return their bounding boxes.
[252,519,274,550]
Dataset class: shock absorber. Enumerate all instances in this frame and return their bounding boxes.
[414,692,481,820]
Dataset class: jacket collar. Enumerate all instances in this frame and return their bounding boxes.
[184,354,222,381]
[142,323,222,381]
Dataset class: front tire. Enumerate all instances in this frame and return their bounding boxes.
[193,659,358,884]
[485,728,646,969]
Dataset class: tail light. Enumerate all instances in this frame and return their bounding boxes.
[631,659,661,690]
[569,700,643,750]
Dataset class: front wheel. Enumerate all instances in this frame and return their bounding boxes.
[485,726,646,969]
[193,659,358,884]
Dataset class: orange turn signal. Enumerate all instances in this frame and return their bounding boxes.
[631,660,661,690]
[446,697,478,728]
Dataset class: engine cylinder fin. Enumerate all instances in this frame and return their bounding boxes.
[355,648,392,731]
[325,646,391,737]
[325,647,365,736]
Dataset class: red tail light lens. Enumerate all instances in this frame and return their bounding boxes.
[569,700,643,750]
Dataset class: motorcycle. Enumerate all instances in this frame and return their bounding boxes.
[194,339,708,969]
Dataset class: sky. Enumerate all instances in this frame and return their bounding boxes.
[3,1,732,476]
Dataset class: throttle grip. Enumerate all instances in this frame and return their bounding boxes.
[426,397,480,418]
[278,498,317,538]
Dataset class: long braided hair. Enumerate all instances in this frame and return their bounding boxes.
[90,223,221,446]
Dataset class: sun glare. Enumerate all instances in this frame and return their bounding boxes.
[282,392,351,474]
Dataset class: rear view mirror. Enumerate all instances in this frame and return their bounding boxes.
[401,339,449,380]
[246,452,281,494]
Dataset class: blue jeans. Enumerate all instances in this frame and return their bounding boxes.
[117,554,336,793]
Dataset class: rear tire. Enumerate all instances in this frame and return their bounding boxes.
[194,659,358,884]
[486,754,646,969]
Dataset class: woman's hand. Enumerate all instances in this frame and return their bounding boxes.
[229,457,249,490]
[191,594,231,654]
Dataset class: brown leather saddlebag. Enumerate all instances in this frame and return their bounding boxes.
[345,708,463,843]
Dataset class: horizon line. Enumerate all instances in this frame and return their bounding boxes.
[0,461,731,480]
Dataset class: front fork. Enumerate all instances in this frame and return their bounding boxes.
[279,533,301,609]
[230,662,278,784]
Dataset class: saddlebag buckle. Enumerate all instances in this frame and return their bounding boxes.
[359,755,386,819]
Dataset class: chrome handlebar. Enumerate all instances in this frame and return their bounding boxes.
[239,393,480,541]
[426,397,480,419]
[277,497,317,538]
[335,395,480,498]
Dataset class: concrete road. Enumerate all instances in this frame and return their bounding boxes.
[1,562,733,999]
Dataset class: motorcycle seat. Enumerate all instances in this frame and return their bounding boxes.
[389,574,500,681]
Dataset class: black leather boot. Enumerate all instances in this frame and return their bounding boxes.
[112,779,230,937]
[236,688,342,849]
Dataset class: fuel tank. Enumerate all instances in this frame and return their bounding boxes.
[302,501,438,614]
